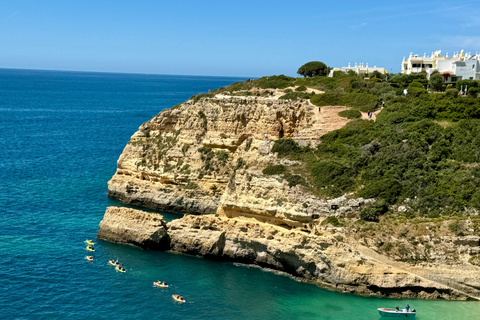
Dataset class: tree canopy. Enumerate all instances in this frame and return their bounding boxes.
[297,61,330,77]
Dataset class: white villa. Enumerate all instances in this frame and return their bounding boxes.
[401,50,480,82]
[328,63,387,77]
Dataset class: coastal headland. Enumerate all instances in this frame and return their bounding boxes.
[100,76,480,300]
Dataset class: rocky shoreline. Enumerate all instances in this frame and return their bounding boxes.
[102,91,480,300]
[98,206,480,300]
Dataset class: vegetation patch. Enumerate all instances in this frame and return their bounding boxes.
[263,165,286,175]
[322,216,345,227]
[338,109,362,119]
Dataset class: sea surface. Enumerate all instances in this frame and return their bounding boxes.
[0,68,478,319]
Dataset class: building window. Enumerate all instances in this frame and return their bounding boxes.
[412,64,421,68]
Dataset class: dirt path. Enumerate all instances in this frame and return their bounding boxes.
[355,244,480,300]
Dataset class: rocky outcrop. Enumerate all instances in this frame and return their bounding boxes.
[103,91,480,300]
[97,206,169,250]
[107,95,361,224]
[97,207,480,300]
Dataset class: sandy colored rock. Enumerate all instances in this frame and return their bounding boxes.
[167,214,476,300]
[97,206,169,250]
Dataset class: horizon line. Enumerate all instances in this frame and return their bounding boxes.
[0,67,256,79]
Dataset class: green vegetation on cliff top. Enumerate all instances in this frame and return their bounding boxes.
[186,70,480,218]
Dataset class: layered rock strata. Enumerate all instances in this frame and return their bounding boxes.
[107,95,357,224]
[104,92,480,300]
[97,206,169,250]
[97,207,480,300]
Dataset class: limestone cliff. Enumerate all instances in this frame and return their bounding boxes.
[97,207,169,250]
[105,88,480,300]
[97,207,480,300]
[108,92,359,225]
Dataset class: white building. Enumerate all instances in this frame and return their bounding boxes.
[328,63,387,77]
[401,50,480,82]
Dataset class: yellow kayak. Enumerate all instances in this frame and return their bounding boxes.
[84,240,94,245]
[109,260,118,266]
[172,295,185,303]
[86,246,95,252]
[116,266,126,273]
[153,281,169,288]
[86,256,94,261]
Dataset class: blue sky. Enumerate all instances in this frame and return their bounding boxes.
[1,1,479,77]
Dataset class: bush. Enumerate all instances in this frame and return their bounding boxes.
[448,220,465,236]
[468,87,479,98]
[263,165,286,175]
[429,73,444,91]
[445,88,459,98]
[359,201,388,222]
[279,91,312,100]
[284,172,305,187]
[456,80,479,91]
[255,75,294,89]
[322,216,344,227]
[338,109,362,119]
[271,139,302,157]
[407,86,427,97]
[295,85,307,92]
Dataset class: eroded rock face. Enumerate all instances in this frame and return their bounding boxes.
[166,214,472,300]
[97,206,169,250]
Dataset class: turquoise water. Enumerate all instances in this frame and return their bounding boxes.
[0,69,478,319]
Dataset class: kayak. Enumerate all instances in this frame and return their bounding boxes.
[172,295,185,303]
[84,240,94,245]
[109,260,117,266]
[116,266,126,273]
[378,308,416,318]
[86,246,95,252]
[86,256,94,261]
[153,281,169,288]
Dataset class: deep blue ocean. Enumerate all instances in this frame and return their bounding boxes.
[0,69,478,319]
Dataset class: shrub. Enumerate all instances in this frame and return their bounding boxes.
[338,109,362,119]
[295,85,307,92]
[311,92,344,106]
[255,75,294,89]
[407,86,427,97]
[284,172,305,187]
[408,81,425,89]
[429,73,444,91]
[456,80,479,91]
[263,165,286,175]
[216,150,229,165]
[183,182,199,189]
[448,220,465,236]
[279,91,312,100]
[359,201,388,222]
[322,216,344,227]
[468,87,479,98]
[271,139,302,157]
[445,88,459,98]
